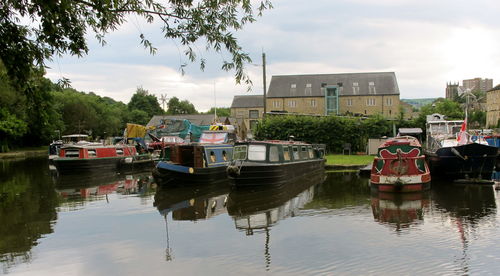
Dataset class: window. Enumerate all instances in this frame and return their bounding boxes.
[346,99,353,106]
[305,83,312,95]
[248,145,266,161]
[386,98,392,106]
[116,148,124,155]
[290,83,297,95]
[353,82,359,94]
[210,151,216,162]
[301,146,308,159]
[249,110,259,119]
[65,149,80,158]
[233,146,247,160]
[273,101,281,108]
[310,99,316,107]
[222,150,228,161]
[369,82,376,94]
[269,146,279,162]
[366,98,376,106]
[88,149,96,157]
[288,100,296,108]
[283,146,291,161]
[292,146,299,160]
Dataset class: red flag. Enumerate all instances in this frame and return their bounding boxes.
[457,119,467,144]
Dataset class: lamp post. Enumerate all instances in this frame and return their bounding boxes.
[262,52,267,119]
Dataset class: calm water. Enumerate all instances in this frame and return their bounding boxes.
[1,157,500,275]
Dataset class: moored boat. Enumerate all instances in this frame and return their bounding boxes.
[425,114,498,181]
[226,140,325,186]
[153,127,237,185]
[53,144,153,174]
[370,136,431,192]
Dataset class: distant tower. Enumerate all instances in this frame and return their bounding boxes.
[445,82,459,100]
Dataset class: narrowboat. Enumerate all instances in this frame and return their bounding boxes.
[425,114,498,181]
[226,140,326,186]
[370,136,431,192]
[152,129,237,185]
[53,144,154,174]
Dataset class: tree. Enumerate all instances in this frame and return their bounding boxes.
[166,97,198,115]
[0,0,272,91]
[204,107,231,117]
[127,87,164,119]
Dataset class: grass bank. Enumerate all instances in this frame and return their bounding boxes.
[325,154,374,166]
[0,147,48,159]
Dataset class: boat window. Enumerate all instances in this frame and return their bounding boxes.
[301,146,308,159]
[308,146,314,158]
[210,151,216,162]
[116,148,124,155]
[292,146,299,160]
[222,150,227,161]
[248,145,266,161]
[64,149,80,158]
[233,146,247,160]
[88,149,96,157]
[269,146,280,162]
[283,147,291,161]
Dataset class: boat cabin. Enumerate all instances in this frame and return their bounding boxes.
[232,141,325,163]
[169,144,233,168]
[59,145,137,159]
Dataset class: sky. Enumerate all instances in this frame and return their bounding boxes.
[45,0,500,112]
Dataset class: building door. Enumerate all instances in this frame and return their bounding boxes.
[325,86,339,115]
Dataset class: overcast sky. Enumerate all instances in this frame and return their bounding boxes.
[45,0,500,111]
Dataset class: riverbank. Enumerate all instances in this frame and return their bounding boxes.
[324,154,374,170]
[0,147,48,159]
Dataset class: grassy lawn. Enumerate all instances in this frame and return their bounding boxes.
[325,154,374,165]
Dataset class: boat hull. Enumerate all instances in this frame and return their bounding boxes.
[228,159,325,187]
[153,161,228,185]
[53,157,124,174]
[426,143,498,180]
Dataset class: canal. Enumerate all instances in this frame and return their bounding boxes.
[1,157,500,275]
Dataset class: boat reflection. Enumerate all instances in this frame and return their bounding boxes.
[371,191,430,231]
[55,173,155,204]
[153,181,230,261]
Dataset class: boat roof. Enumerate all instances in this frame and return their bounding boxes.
[236,140,314,146]
[379,136,422,148]
[398,128,422,135]
[62,134,89,138]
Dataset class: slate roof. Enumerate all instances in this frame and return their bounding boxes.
[230,95,264,108]
[267,72,400,98]
[487,84,500,92]
[146,114,217,127]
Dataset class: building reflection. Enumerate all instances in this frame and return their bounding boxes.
[370,191,430,231]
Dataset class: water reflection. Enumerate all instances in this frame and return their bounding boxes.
[0,158,58,274]
[154,181,230,261]
[55,172,155,206]
[371,191,430,231]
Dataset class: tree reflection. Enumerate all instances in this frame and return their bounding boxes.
[0,158,58,273]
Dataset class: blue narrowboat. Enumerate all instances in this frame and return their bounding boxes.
[153,129,236,185]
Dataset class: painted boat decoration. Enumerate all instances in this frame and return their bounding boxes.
[370,136,431,192]
[153,128,237,185]
[226,140,326,186]
[53,144,154,174]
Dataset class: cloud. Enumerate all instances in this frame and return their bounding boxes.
[46,0,500,109]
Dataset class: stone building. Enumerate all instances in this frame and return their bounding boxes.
[486,84,500,128]
[265,72,401,118]
[230,95,264,131]
[445,82,459,100]
[463,78,493,93]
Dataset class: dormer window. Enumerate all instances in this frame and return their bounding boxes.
[290,83,297,95]
[353,82,359,94]
[369,81,376,94]
[305,83,312,95]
